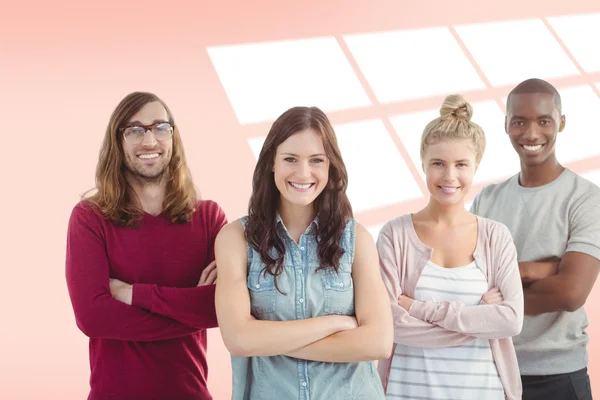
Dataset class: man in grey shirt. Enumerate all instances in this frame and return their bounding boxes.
[471,78,600,400]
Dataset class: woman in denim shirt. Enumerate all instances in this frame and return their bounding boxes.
[215,106,393,400]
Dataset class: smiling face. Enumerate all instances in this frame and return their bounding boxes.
[121,101,173,184]
[423,139,478,207]
[505,92,565,168]
[272,129,330,209]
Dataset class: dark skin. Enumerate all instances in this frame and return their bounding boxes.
[506,92,600,315]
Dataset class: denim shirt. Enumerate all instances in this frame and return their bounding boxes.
[231,215,385,400]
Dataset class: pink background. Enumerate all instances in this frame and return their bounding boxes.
[2,1,600,399]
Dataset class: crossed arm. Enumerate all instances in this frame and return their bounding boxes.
[66,203,226,342]
[66,206,199,341]
[377,224,523,345]
[518,253,600,315]
[214,220,393,362]
[469,191,600,316]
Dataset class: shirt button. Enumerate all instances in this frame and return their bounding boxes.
[255,284,260,289]
[300,247,305,250]
[299,298,304,303]
[297,269,303,274]
[302,382,307,387]
[339,283,344,287]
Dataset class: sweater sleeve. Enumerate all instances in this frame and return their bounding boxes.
[377,223,477,348]
[131,201,228,329]
[65,203,198,341]
[409,222,524,339]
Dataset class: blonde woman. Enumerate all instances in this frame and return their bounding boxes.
[377,95,524,400]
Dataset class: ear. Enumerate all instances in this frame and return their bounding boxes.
[558,114,566,132]
[504,115,509,134]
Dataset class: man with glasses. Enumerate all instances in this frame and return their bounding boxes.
[65,92,227,400]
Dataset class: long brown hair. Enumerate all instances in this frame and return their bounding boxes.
[83,92,197,226]
[245,106,353,285]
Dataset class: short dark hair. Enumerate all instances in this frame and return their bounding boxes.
[506,78,562,114]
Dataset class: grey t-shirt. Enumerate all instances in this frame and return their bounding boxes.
[470,168,600,375]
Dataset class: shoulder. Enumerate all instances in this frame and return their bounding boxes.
[66,200,110,239]
[353,222,372,243]
[476,215,514,247]
[567,170,600,204]
[69,200,105,224]
[216,219,246,242]
[192,199,228,230]
[378,214,412,240]
[475,175,517,200]
[195,199,226,217]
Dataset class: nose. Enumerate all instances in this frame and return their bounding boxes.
[141,129,158,146]
[443,166,457,182]
[297,160,311,178]
[523,122,541,142]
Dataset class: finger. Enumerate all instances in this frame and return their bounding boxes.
[490,294,504,304]
[205,260,217,271]
[205,267,218,285]
[482,292,500,303]
[199,263,214,282]
[488,297,501,304]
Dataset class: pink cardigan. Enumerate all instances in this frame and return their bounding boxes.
[376,214,524,400]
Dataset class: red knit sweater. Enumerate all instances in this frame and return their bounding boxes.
[65,199,227,400]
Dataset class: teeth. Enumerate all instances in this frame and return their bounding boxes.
[290,182,312,189]
[139,153,159,159]
[523,144,543,151]
[440,186,458,193]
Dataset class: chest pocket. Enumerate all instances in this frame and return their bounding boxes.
[247,271,277,318]
[321,264,354,315]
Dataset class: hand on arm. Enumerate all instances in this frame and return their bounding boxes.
[519,257,560,286]
[214,220,356,357]
[283,224,394,362]
[523,252,600,315]
[399,286,504,313]
[110,273,220,329]
[197,260,218,286]
[108,262,217,308]
[480,287,504,305]
[110,279,133,305]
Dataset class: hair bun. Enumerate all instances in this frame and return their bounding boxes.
[439,94,472,121]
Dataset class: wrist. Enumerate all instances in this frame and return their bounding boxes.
[325,315,351,334]
[121,285,133,305]
[519,262,531,281]
[131,283,153,309]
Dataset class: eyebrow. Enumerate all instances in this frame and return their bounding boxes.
[510,114,555,121]
[281,152,327,157]
[537,114,555,120]
[430,158,471,163]
[125,119,168,126]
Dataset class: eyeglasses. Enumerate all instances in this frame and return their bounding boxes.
[120,122,174,144]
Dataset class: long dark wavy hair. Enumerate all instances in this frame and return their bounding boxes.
[245,106,353,287]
